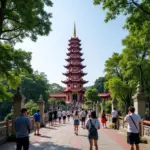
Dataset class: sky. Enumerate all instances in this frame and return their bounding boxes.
[15,0,127,86]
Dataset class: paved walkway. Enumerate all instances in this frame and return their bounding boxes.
[0,119,150,150]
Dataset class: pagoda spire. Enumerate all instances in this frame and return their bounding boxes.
[73,23,76,38]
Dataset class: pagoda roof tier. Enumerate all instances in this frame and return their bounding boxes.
[62,71,87,76]
[69,37,81,42]
[68,42,81,46]
[65,57,84,62]
[68,47,82,51]
[66,55,83,60]
[62,87,86,93]
[62,79,88,84]
[64,63,86,69]
[67,52,83,56]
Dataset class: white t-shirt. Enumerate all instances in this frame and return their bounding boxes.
[80,111,86,118]
[86,119,100,130]
[112,110,118,118]
[88,110,91,115]
[124,113,141,133]
[74,115,79,120]
[57,111,62,117]
[62,111,66,117]
[67,111,70,115]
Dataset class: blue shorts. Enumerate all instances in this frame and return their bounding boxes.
[74,119,79,125]
[88,131,98,140]
[58,117,61,121]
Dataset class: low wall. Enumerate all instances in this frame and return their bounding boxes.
[106,114,150,140]
[0,113,49,143]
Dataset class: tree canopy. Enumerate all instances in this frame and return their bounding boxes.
[0,0,53,44]
[93,77,107,93]
[85,87,100,104]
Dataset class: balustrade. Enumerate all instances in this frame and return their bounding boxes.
[0,113,49,141]
[106,114,150,139]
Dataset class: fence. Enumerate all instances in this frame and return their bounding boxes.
[106,114,150,139]
[0,113,49,142]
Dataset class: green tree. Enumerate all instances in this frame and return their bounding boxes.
[105,101,111,114]
[104,53,135,112]
[21,71,49,103]
[25,99,38,115]
[85,88,100,103]
[93,0,150,22]
[0,0,53,44]
[49,83,63,94]
[0,44,32,101]
[93,77,107,93]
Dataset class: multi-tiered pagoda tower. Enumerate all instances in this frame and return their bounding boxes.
[62,24,88,103]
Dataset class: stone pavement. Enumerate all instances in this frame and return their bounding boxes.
[0,119,150,150]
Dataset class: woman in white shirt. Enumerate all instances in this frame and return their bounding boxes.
[86,111,100,150]
[73,110,80,135]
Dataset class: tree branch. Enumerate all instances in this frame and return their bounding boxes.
[2,28,20,33]
[132,0,150,15]
[0,32,24,41]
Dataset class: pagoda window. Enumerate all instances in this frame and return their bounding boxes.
[73,76,78,80]
[73,84,77,88]
[73,67,77,71]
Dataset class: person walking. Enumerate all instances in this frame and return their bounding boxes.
[53,109,58,125]
[67,110,71,122]
[101,110,107,128]
[48,109,53,126]
[86,111,100,150]
[124,106,141,150]
[14,108,31,150]
[34,110,41,136]
[112,108,118,129]
[73,110,80,135]
[57,109,62,124]
[62,110,67,124]
[80,108,86,128]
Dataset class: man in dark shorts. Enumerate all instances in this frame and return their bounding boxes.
[53,109,58,125]
[124,106,141,150]
[48,109,53,126]
[80,109,86,128]
[111,108,118,129]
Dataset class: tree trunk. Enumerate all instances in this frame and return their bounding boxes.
[0,0,7,37]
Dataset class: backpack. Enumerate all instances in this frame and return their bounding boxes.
[89,119,97,137]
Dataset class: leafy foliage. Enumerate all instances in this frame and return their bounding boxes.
[93,77,107,93]
[85,88,100,103]
[0,44,32,101]
[49,83,63,94]
[105,101,111,114]
[0,0,53,44]
[21,71,49,103]
[25,100,38,115]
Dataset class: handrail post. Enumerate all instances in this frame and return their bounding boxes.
[6,120,9,137]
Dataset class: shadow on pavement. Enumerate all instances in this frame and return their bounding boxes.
[31,141,81,150]
[44,127,57,130]
[0,141,81,150]
[79,134,88,138]
[39,135,52,139]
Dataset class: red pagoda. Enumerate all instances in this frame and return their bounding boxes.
[61,24,88,103]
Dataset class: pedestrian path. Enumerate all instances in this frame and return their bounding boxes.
[0,120,149,150]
